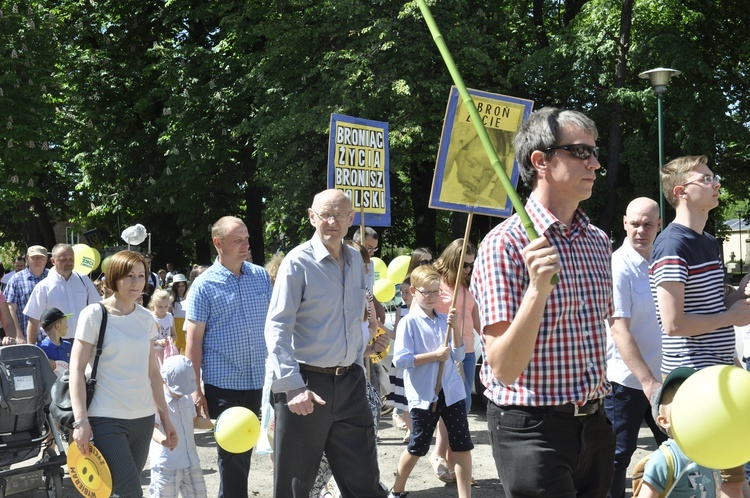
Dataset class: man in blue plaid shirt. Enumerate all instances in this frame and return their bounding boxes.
[186,216,272,498]
[5,245,48,342]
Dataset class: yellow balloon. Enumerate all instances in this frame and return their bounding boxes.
[72,244,96,275]
[101,255,112,275]
[387,255,411,284]
[90,248,101,271]
[671,365,750,469]
[373,278,396,303]
[371,257,387,281]
[214,406,260,454]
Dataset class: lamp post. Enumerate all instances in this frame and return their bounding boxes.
[738,211,744,271]
[639,67,681,226]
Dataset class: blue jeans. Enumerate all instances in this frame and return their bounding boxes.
[461,352,476,413]
[204,384,262,498]
[604,382,667,498]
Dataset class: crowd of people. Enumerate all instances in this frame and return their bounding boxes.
[1,106,749,498]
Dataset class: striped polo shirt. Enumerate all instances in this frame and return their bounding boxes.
[650,222,734,374]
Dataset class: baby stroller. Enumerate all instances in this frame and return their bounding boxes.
[0,344,66,497]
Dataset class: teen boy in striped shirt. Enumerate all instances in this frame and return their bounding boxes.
[650,155,750,498]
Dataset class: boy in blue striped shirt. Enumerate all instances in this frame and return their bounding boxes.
[650,155,750,497]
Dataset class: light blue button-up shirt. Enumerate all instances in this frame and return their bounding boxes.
[265,235,367,394]
[186,260,271,390]
[394,306,466,411]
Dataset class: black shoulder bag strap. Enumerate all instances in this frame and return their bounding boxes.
[88,302,108,386]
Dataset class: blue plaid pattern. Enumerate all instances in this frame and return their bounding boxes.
[4,268,48,335]
[186,260,272,390]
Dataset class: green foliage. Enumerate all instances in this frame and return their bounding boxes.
[1,0,748,262]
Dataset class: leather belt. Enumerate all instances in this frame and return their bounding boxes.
[550,398,602,417]
[299,364,354,376]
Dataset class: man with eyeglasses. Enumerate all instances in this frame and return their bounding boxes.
[471,107,615,497]
[24,243,101,344]
[265,189,386,498]
[650,155,750,497]
[353,227,388,323]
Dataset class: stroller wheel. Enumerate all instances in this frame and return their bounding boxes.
[45,472,63,498]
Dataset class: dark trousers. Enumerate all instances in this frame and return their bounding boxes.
[90,415,154,498]
[272,366,386,498]
[604,382,667,498]
[204,384,262,498]
[487,400,615,498]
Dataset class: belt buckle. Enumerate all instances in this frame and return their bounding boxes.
[334,366,347,376]
[574,400,598,417]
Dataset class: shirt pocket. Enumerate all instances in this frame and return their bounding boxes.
[632,280,655,315]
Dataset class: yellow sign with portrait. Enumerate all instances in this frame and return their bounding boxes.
[430,87,533,217]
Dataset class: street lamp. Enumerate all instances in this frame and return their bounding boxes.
[639,67,681,226]
[738,211,744,271]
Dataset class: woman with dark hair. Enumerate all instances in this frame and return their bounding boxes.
[70,250,177,497]
[406,247,434,277]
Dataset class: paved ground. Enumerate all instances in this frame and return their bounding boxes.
[14,396,660,497]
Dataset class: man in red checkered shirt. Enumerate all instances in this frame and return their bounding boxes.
[471,107,615,498]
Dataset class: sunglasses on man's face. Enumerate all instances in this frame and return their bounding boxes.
[542,144,599,161]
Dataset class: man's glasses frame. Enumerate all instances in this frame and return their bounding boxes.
[311,209,353,223]
[541,144,599,161]
[680,174,722,188]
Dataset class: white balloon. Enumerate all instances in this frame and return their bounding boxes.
[121,224,148,245]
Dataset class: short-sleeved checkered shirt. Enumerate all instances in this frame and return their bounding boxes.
[186,260,272,390]
[4,268,48,335]
[470,194,613,407]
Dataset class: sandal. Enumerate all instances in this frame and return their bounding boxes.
[392,412,407,430]
[430,455,457,484]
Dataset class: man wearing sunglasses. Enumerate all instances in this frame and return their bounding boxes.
[650,155,750,497]
[471,107,614,498]
[265,189,386,498]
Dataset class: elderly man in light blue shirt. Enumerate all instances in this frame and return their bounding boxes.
[265,188,386,498]
[186,216,272,498]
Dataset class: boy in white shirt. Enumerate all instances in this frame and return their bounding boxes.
[390,265,473,498]
[150,355,213,498]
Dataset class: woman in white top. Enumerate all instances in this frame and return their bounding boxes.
[70,250,177,498]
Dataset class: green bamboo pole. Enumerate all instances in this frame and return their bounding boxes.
[416,0,536,241]
[417,0,558,284]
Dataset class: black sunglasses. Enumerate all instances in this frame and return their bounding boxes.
[420,259,433,266]
[463,262,474,269]
[541,144,599,161]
